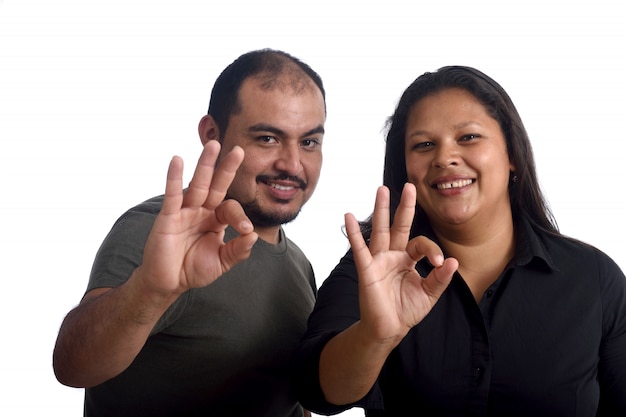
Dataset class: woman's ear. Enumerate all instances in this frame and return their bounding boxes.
[198,115,220,146]
[509,160,516,175]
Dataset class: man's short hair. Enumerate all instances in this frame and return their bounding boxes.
[208,49,326,137]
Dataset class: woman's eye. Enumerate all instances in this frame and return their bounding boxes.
[460,134,479,142]
[414,141,434,151]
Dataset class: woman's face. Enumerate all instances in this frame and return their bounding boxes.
[404,88,514,229]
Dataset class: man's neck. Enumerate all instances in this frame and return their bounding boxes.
[254,226,281,245]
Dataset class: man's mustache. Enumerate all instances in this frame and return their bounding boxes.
[256,174,307,190]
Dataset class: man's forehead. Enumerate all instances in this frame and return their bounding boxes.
[230,79,325,134]
[241,73,320,96]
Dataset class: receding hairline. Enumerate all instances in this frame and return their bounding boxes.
[250,61,324,96]
[230,61,326,121]
[211,50,327,138]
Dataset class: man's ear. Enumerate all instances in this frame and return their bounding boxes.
[198,115,220,146]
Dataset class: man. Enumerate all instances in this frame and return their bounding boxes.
[53,49,326,417]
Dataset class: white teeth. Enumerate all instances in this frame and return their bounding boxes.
[436,179,473,190]
[271,183,294,191]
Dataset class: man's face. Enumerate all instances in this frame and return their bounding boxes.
[215,77,326,232]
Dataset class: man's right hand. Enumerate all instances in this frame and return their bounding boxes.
[53,140,257,388]
[137,140,258,298]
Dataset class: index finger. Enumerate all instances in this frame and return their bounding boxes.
[406,235,445,268]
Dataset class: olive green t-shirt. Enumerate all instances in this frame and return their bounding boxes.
[84,195,317,417]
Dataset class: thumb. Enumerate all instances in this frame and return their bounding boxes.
[219,233,258,272]
[423,257,458,299]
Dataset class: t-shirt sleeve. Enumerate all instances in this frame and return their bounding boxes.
[87,206,156,292]
[85,196,189,334]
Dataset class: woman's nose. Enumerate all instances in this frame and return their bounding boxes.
[432,142,460,168]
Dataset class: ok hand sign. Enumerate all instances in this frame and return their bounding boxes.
[344,183,458,344]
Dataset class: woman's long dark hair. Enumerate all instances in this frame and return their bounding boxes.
[362,66,558,238]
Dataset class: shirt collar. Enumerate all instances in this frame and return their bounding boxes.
[510,216,559,272]
[414,215,559,275]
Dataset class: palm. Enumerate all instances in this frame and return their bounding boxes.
[140,141,258,295]
[346,184,458,342]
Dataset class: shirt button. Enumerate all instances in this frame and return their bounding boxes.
[486,289,494,297]
[473,367,482,377]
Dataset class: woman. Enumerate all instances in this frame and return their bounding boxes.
[293,66,626,416]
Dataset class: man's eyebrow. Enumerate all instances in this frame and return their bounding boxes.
[303,125,325,137]
[249,123,285,136]
[248,123,325,137]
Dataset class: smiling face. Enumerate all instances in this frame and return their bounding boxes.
[404,88,514,230]
[199,75,326,242]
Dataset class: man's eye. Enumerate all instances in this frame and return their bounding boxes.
[301,138,320,149]
[259,136,277,144]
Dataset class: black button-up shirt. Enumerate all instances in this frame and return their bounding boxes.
[293,217,626,416]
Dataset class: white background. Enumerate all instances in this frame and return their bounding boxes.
[1,0,624,415]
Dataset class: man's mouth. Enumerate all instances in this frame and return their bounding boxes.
[269,183,296,191]
[258,175,307,191]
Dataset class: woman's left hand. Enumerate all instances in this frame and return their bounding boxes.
[344,183,458,345]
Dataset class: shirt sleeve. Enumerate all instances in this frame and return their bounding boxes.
[596,249,626,415]
[86,197,189,335]
[87,208,154,292]
[292,250,385,414]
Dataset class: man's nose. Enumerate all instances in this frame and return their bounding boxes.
[275,144,302,175]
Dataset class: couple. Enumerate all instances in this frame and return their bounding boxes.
[53,49,626,416]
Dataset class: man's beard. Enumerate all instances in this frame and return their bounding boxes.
[239,199,301,228]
